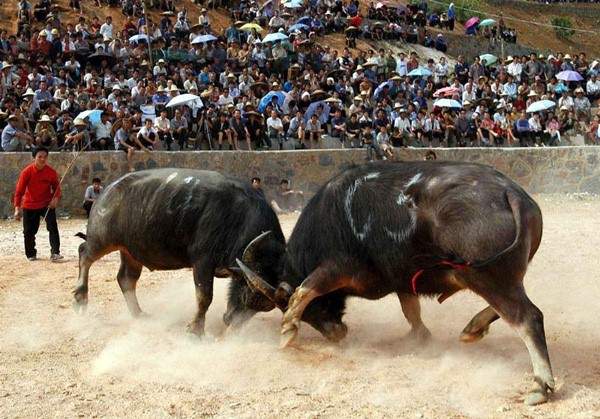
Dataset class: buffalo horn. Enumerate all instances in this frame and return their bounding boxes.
[236,258,277,302]
[242,230,272,265]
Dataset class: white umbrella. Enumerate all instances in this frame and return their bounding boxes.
[129,34,150,44]
[166,94,204,108]
[433,98,462,109]
[526,100,555,113]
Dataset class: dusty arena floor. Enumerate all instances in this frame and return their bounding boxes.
[1,196,600,418]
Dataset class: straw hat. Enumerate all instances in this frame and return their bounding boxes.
[74,118,87,126]
[564,54,572,60]
[1,61,13,71]
[8,114,19,121]
[353,96,363,101]
[38,115,52,123]
[158,58,166,64]
[112,85,121,91]
[505,56,513,63]
[575,87,584,94]
[23,88,35,97]
[527,90,538,97]
[157,85,166,92]
[170,85,179,92]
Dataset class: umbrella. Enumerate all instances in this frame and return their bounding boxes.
[129,34,150,44]
[76,109,102,126]
[479,18,496,27]
[407,67,432,77]
[240,23,263,32]
[554,84,568,94]
[556,70,583,82]
[433,86,460,98]
[433,99,462,109]
[166,93,204,108]
[304,100,331,123]
[87,52,116,66]
[262,32,289,43]
[296,16,312,25]
[191,34,218,44]
[288,23,309,33]
[479,53,498,66]
[464,17,480,29]
[258,91,286,112]
[283,0,303,7]
[310,90,330,101]
[345,26,359,33]
[526,100,555,113]
[374,80,393,99]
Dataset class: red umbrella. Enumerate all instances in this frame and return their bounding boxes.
[464,17,480,29]
[433,86,460,98]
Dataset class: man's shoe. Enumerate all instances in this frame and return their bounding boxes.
[27,256,37,262]
[50,253,64,262]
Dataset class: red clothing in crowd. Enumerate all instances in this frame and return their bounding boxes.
[14,163,61,210]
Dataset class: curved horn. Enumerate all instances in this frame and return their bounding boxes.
[242,230,272,265]
[236,258,277,303]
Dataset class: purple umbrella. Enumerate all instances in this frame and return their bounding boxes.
[556,70,583,82]
[464,17,480,29]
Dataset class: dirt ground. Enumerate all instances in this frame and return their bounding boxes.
[1,195,600,418]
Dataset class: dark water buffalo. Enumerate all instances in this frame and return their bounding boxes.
[73,168,285,335]
[237,161,554,405]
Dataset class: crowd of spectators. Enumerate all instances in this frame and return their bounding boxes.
[1,0,600,162]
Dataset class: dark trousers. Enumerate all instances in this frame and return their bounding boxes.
[83,201,93,218]
[23,207,60,258]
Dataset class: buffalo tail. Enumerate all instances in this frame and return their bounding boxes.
[75,232,87,241]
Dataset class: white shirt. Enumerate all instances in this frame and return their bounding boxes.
[99,22,113,39]
[266,117,283,130]
[95,120,112,139]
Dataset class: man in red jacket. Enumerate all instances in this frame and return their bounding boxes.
[14,146,63,261]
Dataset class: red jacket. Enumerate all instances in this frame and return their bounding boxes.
[14,163,61,210]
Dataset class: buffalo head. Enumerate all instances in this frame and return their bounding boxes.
[235,232,348,342]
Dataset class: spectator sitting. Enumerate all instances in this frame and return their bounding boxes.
[83,177,103,217]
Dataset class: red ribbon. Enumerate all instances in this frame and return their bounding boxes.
[410,260,471,294]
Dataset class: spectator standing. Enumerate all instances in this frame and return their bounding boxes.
[13,147,62,262]
[83,177,103,217]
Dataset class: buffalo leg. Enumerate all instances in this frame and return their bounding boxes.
[397,293,431,342]
[73,242,94,312]
[460,305,500,343]
[473,282,554,405]
[117,251,144,317]
[280,264,346,348]
[187,260,215,337]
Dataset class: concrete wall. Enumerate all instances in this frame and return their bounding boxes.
[2,147,600,218]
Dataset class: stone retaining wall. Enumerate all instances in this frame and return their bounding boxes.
[2,147,600,218]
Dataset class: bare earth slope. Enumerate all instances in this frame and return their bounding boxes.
[1,196,599,418]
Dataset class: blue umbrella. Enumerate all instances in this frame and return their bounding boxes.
[556,70,583,82]
[433,98,462,109]
[296,16,312,25]
[526,100,556,113]
[262,32,289,43]
[258,91,286,112]
[407,67,432,77]
[304,100,331,124]
[373,80,393,99]
[288,23,309,33]
[283,0,303,7]
[76,109,103,126]
[554,83,568,94]
[191,34,218,44]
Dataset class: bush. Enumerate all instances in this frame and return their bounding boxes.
[551,17,575,40]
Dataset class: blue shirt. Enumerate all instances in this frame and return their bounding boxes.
[1,124,17,150]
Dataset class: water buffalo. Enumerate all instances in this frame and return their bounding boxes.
[237,161,554,405]
[73,168,285,335]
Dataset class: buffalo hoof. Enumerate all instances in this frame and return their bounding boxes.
[525,390,548,406]
[407,326,432,344]
[459,324,490,343]
[72,289,88,314]
[321,322,348,343]
[186,322,205,338]
[280,320,299,349]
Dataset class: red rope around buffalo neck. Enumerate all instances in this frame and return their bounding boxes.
[410,260,471,294]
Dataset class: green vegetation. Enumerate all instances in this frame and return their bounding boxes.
[428,0,486,23]
[551,17,575,40]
